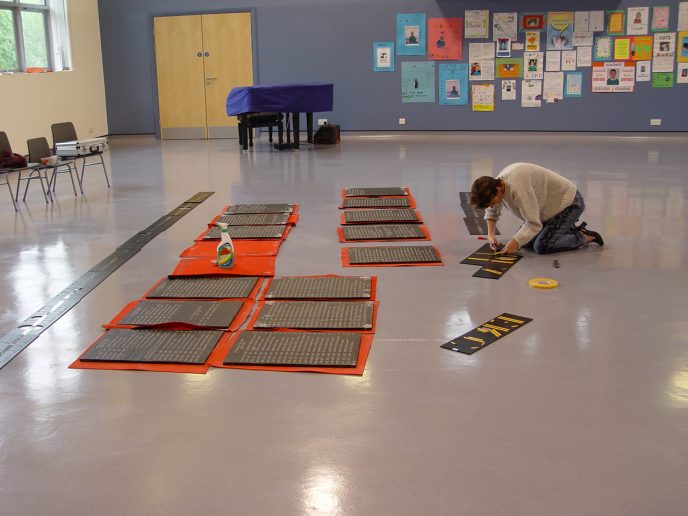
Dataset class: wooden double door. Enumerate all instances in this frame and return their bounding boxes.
[154,12,253,139]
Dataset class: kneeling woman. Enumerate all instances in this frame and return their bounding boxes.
[469,162,604,255]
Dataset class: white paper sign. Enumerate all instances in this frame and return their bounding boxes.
[493,12,518,40]
[679,2,688,31]
[521,80,542,107]
[636,61,652,81]
[574,11,590,32]
[677,63,688,83]
[573,32,594,47]
[561,50,577,70]
[465,10,490,38]
[469,42,495,61]
[546,50,561,71]
[652,56,675,73]
[544,72,565,102]
[577,46,592,67]
[653,33,676,57]
[501,80,517,100]
[627,7,649,36]
[589,11,605,32]
[469,60,495,80]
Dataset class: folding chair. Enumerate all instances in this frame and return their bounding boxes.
[26,137,78,197]
[1,131,29,210]
[51,122,110,189]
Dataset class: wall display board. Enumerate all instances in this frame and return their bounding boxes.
[428,18,463,60]
[547,12,574,50]
[439,63,469,105]
[397,13,426,55]
[592,62,636,92]
[373,42,394,72]
[401,62,435,103]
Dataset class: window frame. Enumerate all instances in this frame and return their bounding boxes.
[0,0,55,72]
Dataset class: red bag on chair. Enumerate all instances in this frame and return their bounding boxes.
[0,151,28,168]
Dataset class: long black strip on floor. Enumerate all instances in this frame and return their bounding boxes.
[0,192,214,370]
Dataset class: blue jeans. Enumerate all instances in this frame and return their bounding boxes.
[525,191,587,254]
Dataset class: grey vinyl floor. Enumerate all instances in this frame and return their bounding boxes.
[1,132,687,515]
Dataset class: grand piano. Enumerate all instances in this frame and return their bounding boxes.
[226,83,334,150]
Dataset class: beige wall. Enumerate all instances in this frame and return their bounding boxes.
[0,0,107,155]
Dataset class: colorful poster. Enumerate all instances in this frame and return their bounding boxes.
[575,12,590,32]
[465,10,489,39]
[501,79,517,100]
[401,62,435,102]
[471,83,495,111]
[520,13,546,32]
[577,46,593,67]
[546,50,561,71]
[428,18,463,60]
[547,12,574,50]
[525,31,540,51]
[678,32,688,62]
[397,13,426,56]
[653,32,676,57]
[677,62,688,82]
[573,32,594,47]
[607,10,626,36]
[592,61,635,92]
[561,50,577,70]
[652,6,671,32]
[627,7,649,36]
[438,63,468,105]
[521,79,542,107]
[469,60,495,81]
[496,37,512,57]
[652,72,674,87]
[373,42,394,72]
[543,71,565,102]
[590,11,605,32]
[493,12,518,40]
[565,72,583,96]
[636,61,652,81]
[594,36,613,61]
[631,36,653,61]
[679,2,688,31]
[524,51,544,79]
[495,58,523,78]
[614,37,631,60]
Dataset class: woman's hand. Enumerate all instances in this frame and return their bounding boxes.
[499,239,519,254]
[488,236,502,251]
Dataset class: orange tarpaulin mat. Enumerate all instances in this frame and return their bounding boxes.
[207,332,374,376]
[259,275,378,301]
[340,247,445,267]
[339,189,416,209]
[337,225,431,243]
[171,255,276,277]
[339,210,423,225]
[69,332,235,374]
[245,300,379,333]
[103,298,254,332]
[209,205,300,227]
[142,276,264,300]
[180,239,283,258]
[194,223,293,242]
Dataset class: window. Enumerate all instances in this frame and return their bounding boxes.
[0,0,71,72]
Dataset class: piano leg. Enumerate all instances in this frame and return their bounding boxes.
[307,113,313,144]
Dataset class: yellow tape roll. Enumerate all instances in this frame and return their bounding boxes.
[528,277,559,289]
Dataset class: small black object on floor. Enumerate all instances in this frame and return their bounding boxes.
[441,313,532,355]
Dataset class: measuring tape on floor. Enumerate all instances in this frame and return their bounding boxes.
[528,278,559,289]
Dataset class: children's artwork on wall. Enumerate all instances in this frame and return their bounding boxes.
[397,13,426,56]
[636,61,652,81]
[653,31,676,72]
[524,51,544,79]
[428,18,463,60]
[496,37,512,57]
[592,61,635,92]
[525,31,540,51]
[493,12,518,40]
[574,12,590,32]
[465,10,489,38]
[373,42,394,72]
[547,12,574,50]
[543,71,564,102]
[471,83,495,111]
[546,50,561,71]
[627,7,649,36]
[590,11,605,32]
[631,36,653,61]
[573,32,593,47]
[677,62,688,82]
[495,58,523,78]
[679,2,688,31]
[652,6,671,32]
[519,13,546,32]
[438,63,468,105]
[678,32,688,62]
[606,10,626,36]
[501,79,517,100]
[652,71,674,87]
[614,37,631,60]
[401,61,435,102]
[469,42,495,61]
[469,60,495,81]
[594,36,613,61]
[577,46,593,67]
[561,50,577,70]
[565,72,583,96]
[521,79,542,107]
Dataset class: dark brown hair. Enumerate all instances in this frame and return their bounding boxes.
[469,176,502,209]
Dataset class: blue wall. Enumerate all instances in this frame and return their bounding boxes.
[98,0,688,133]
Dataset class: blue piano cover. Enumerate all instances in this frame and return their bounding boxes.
[226,83,334,115]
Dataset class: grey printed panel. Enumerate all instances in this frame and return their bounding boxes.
[254,301,374,330]
[463,217,500,236]
[147,277,259,299]
[224,331,361,367]
[342,224,426,241]
[265,276,372,299]
[203,225,287,240]
[216,213,290,226]
[461,202,486,219]
[80,329,222,364]
[118,300,244,328]
[342,197,411,208]
[345,187,407,197]
[344,209,419,224]
[347,246,441,264]
[224,203,294,214]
